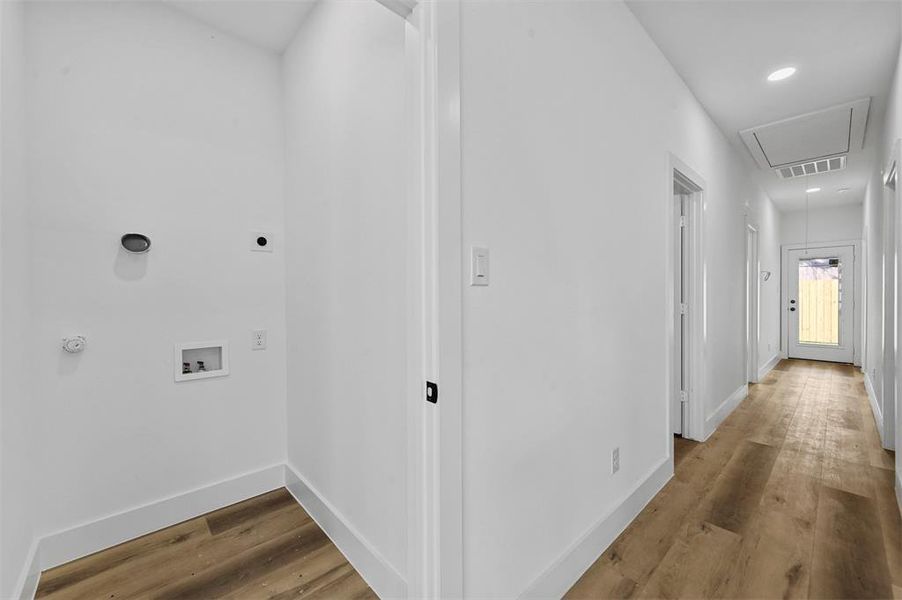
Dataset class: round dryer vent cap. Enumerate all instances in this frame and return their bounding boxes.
[121,233,151,254]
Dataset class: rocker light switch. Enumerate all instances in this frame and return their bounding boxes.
[471,246,489,286]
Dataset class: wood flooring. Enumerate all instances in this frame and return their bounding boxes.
[567,359,902,599]
[35,488,375,600]
[34,359,902,599]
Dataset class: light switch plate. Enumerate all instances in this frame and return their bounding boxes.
[470,246,489,286]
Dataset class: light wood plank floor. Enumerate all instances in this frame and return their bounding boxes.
[567,359,902,599]
[35,488,375,600]
[33,359,902,600]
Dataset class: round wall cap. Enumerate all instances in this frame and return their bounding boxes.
[121,233,151,254]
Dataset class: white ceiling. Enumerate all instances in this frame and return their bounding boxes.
[165,0,318,53]
[626,0,901,211]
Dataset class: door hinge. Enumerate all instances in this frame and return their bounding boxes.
[680,390,689,403]
[679,216,687,228]
[426,381,438,404]
[680,303,689,315]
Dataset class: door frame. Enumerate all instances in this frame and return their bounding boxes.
[403,1,463,597]
[747,224,760,383]
[781,239,861,365]
[667,155,706,444]
[886,138,899,451]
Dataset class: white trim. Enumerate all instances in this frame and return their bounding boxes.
[865,371,885,445]
[15,464,409,600]
[704,384,748,440]
[375,0,417,19]
[15,464,285,599]
[666,154,706,442]
[518,457,672,600]
[284,464,406,600]
[13,540,40,600]
[404,1,463,597]
[747,224,760,384]
[39,464,283,570]
[895,471,902,518]
[780,239,862,365]
[888,139,900,453]
[757,353,781,381]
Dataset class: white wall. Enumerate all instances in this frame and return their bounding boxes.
[780,203,865,366]
[864,4,902,476]
[282,0,408,583]
[780,203,863,245]
[24,0,287,543]
[0,0,34,596]
[863,170,886,424]
[892,5,902,483]
[459,1,777,596]
[749,191,782,368]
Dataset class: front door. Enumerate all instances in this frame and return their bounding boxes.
[787,245,855,363]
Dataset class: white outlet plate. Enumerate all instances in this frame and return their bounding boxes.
[251,231,273,252]
[252,329,267,350]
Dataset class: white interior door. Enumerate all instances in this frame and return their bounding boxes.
[787,245,855,363]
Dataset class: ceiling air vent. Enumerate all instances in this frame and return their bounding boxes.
[776,155,847,180]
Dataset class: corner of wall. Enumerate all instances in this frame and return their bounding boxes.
[757,353,781,381]
[518,457,672,599]
[12,541,40,600]
[896,469,902,518]
[283,464,406,600]
[865,371,885,445]
[704,383,748,440]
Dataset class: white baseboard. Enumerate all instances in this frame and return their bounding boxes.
[284,463,405,600]
[704,383,748,440]
[16,464,285,599]
[864,371,885,445]
[15,463,408,600]
[519,457,672,599]
[757,353,781,381]
[13,539,41,600]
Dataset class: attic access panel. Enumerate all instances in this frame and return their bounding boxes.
[740,98,870,170]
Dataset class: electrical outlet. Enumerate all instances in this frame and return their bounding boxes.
[612,447,620,474]
[252,329,267,350]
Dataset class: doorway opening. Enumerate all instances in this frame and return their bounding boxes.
[784,244,856,363]
[747,225,760,383]
[671,162,704,443]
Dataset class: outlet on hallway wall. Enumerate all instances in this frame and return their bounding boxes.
[252,329,267,350]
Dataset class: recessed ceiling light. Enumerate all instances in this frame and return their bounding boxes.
[767,66,797,82]
[806,187,821,193]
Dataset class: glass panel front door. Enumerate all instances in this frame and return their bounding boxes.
[787,246,854,363]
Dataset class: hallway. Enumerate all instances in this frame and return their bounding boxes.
[567,360,901,599]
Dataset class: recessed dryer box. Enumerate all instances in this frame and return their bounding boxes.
[175,340,229,382]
